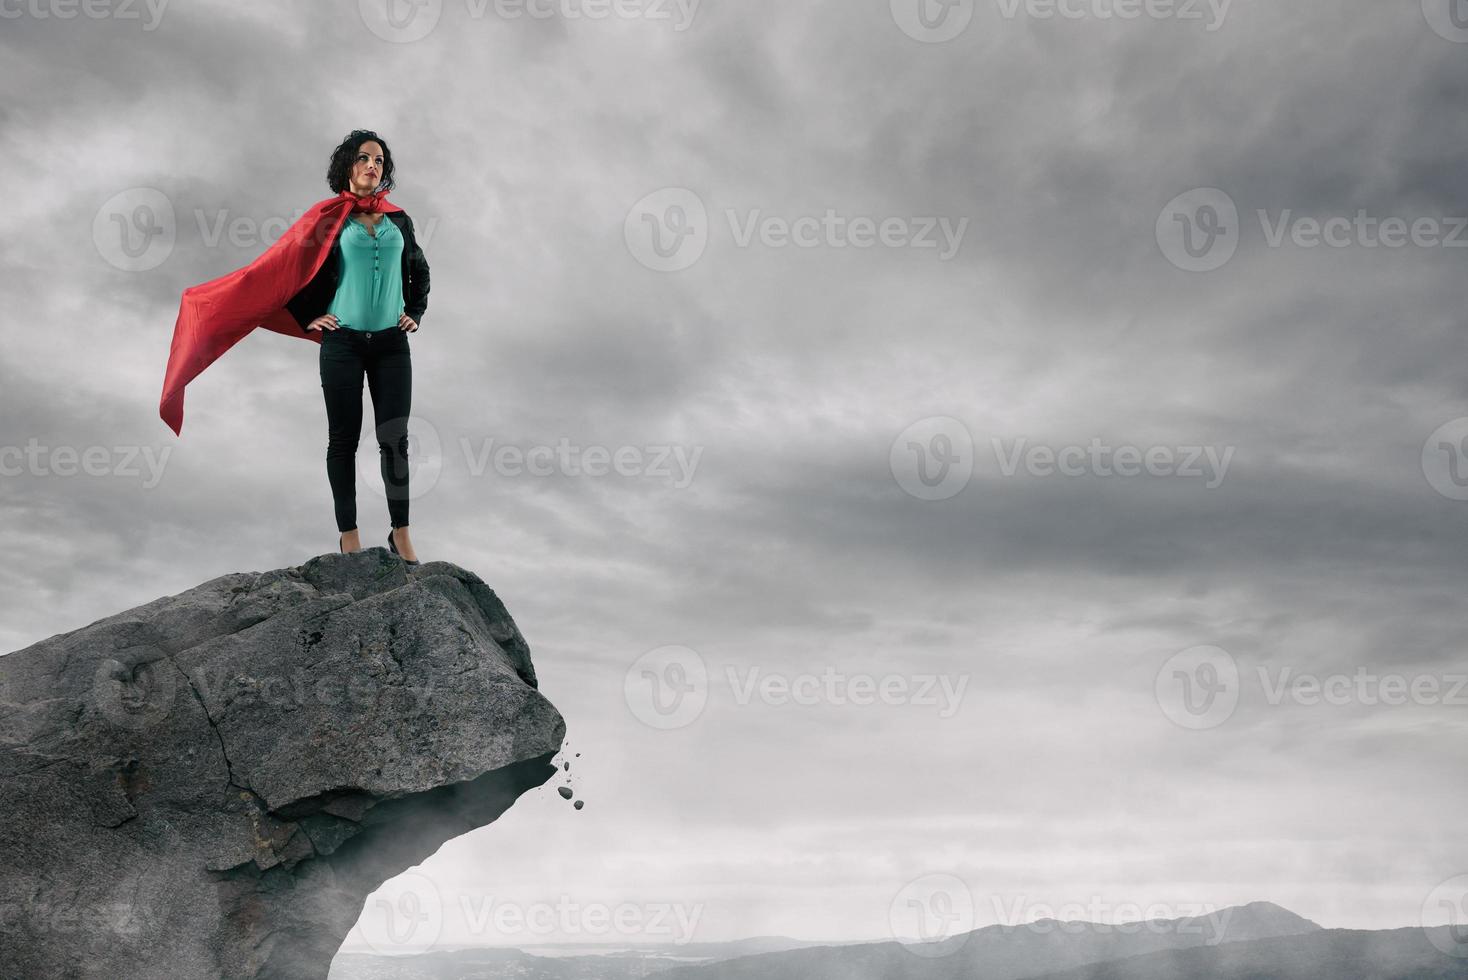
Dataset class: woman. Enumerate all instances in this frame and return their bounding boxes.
[158,129,430,564]
[288,131,430,564]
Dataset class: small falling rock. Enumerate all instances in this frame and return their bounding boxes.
[558,786,574,800]
[573,800,584,810]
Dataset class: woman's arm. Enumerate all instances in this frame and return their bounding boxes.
[404,213,430,325]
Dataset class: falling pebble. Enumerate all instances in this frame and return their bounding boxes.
[558,787,573,800]
[563,762,570,771]
[573,800,584,810]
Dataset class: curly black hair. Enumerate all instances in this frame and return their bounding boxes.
[326,129,396,195]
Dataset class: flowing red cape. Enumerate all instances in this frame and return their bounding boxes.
[158,189,403,436]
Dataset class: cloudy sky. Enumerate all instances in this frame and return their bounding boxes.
[3,0,1468,957]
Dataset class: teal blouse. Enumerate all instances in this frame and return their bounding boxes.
[327,216,406,331]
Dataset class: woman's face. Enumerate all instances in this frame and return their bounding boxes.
[348,141,385,194]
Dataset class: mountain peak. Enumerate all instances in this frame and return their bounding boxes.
[1215,900,1323,940]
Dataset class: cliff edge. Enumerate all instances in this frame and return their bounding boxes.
[0,549,565,979]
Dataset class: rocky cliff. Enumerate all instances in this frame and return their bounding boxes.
[0,550,565,979]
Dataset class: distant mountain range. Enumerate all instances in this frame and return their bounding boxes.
[329,935,844,979]
[1022,927,1468,980]
[329,902,1468,980]
[655,900,1323,980]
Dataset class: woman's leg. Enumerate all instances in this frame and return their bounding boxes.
[320,333,367,535]
[365,329,413,533]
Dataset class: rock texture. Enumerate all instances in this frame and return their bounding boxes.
[0,550,565,980]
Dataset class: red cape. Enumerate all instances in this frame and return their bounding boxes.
[159,189,402,436]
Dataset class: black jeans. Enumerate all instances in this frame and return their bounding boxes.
[319,326,412,533]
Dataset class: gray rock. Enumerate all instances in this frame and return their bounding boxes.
[0,549,565,979]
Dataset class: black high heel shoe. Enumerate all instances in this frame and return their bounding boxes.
[387,528,421,566]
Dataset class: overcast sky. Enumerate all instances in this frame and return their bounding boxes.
[3,0,1468,957]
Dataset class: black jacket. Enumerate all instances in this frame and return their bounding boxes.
[285,210,430,332]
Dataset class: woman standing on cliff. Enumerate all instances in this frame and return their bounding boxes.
[159,129,430,565]
[291,131,429,563]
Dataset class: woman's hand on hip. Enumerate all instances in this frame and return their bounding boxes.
[398,314,419,333]
[306,314,340,332]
